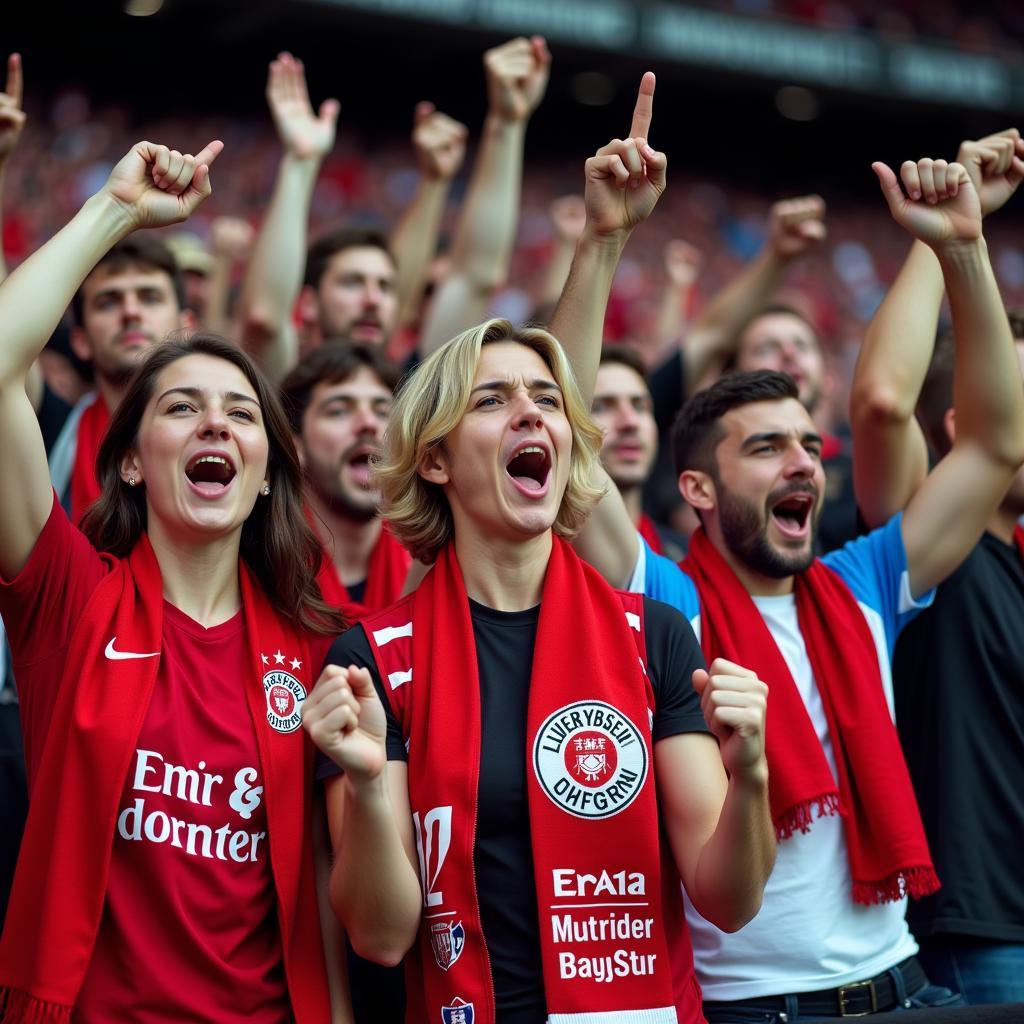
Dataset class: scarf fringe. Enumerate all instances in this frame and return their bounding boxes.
[852,865,941,906]
[0,988,72,1024]
[774,792,840,840]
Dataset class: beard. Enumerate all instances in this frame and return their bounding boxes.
[305,446,380,524]
[309,474,378,522]
[717,482,819,578]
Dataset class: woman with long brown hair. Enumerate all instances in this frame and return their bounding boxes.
[0,140,346,1023]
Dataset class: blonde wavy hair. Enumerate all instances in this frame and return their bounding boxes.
[376,319,605,563]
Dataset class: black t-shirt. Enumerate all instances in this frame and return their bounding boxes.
[893,532,1024,942]
[323,595,708,1024]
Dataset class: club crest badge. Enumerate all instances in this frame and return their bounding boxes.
[440,997,474,1024]
[533,700,648,820]
[262,658,307,734]
[430,919,465,971]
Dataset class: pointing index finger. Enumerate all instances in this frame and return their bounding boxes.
[629,71,655,143]
[5,54,22,107]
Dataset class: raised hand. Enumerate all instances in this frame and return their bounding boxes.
[266,51,339,160]
[692,658,768,781]
[484,36,551,122]
[582,72,667,240]
[211,215,255,261]
[0,53,25,163]
[412,101,468,181]
[873,158,981,248]
[956,128,1024,218]
[665,239,704,288]
[102,139,223,230]
[768,194,826,260]
[301,664,388,783]
[550,194,586,242]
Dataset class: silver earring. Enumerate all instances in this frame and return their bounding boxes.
[128,477,137,487]
[261,483,271,496]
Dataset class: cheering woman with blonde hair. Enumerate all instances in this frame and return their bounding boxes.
[303,316,777,1024]
[0,141,347,1022]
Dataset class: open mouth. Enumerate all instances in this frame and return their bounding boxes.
[346,448,375,488]
[185,452,236,496]
[506,443,552,495]
[770,492,814,539]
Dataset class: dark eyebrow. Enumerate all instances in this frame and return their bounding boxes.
[157,386,259,405]
[741,431,823,449]
[470,378,561,395]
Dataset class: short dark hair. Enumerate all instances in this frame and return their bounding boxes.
[672,369,798,476]
[598,345,649,384]
[280,339,402,434]
[71,236,185,325]
[919,309,1024,458]
[303,227,395,290]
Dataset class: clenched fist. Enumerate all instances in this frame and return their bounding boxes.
[873,157,981,248]
[484,36,551,122]
[956,128,1024,218]
[768,195,826,261]
[302,663,388,784]
[692,658,768,783]
[413,101,468,181]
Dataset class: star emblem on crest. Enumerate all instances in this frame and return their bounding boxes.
[273,650,285,665]
[290,658,302,670]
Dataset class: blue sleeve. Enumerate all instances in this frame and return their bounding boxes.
[822,512,934,654]
[628,535,701,623]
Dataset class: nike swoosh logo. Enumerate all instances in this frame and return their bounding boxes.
[104,638,160,661]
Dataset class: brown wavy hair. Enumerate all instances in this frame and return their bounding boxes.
[80,333,346,635]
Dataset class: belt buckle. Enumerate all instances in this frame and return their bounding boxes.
[837,977,878,1017]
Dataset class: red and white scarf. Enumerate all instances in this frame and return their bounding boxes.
[363,537,704,1024]
[0,536,331,1023]
[70,396,109,525]
[684,528,939,905]
[315,519,410,616]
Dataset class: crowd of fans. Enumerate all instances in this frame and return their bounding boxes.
[0,33,1023,1024]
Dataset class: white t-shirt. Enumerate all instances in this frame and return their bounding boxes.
[634,516,932,999]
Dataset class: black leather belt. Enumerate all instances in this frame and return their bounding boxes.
[703,956,927,1018]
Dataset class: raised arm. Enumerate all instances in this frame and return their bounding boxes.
[303,663,421,966]
[390,102,467,328]
[870,157,1024,595]
[204,215,255,338]
[237,53,339,383]
[651,239,703,367]
[0,139,221,580]
[537,194,586,310]
[550,73,666,586]
[0,53,25,284]
[678,194,825,397]
[550,72,666,404]
[418,36,550,356]
[0,52,43,412]
[658,659,773,933]
[852,130,1024,528]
